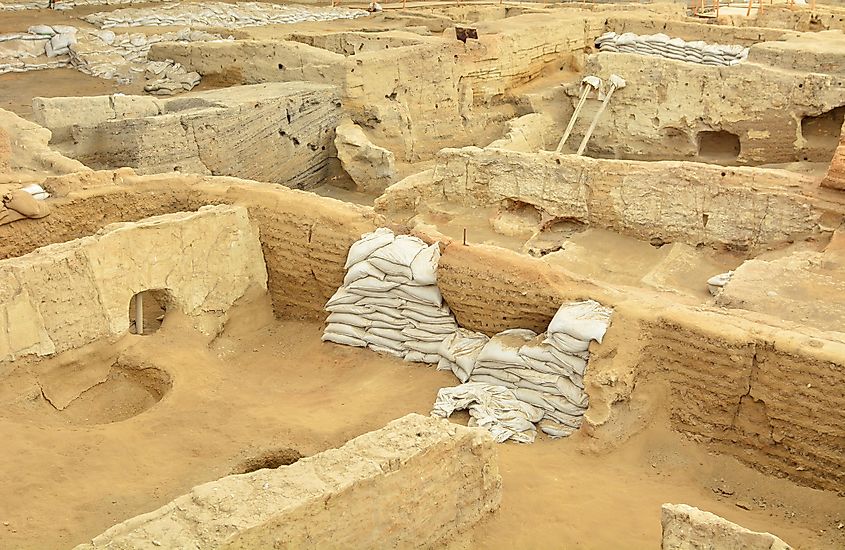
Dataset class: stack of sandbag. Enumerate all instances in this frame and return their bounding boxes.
[436,328,489,382]
[143,59,201,95]
[0,27,74,74]
[595,32,748,67]
[322,228,461,363]
[437,300,612,441]
[432,382,544,444]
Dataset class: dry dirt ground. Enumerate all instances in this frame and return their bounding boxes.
[0,296,842,550]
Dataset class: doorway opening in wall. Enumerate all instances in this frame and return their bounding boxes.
[697,130,741,164]
[129,289,171,335]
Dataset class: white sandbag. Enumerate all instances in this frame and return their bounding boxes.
[438,328,488,373]
[405,351,441,364]
[547,300,612,343]
[542,331,590,353]
[395,284,443,306]
[370,234,426,273]
[344,227,395,268]
[347,276,399,293]
[343,260,386,285]
[326,303,373,315]
[21,183,49,200]
[404,339,442,355]
[369,304,406,320]
[477,330,535,366]
[368,344,405,358]
[539,419,577,439]
[542,393,588,416]
[544,408,585,428]
[409,242,440,285]
[321,332,366,347]
[368,327,405,342]
[473,367,521,384]
[28,25,55,36]
[324,323,367,340]
[401,301,453,319]
[432,382,543,443]
[357,295,404,308]
[368,257,413,279]
[363,332,405,352]
[326,288,360,307]
[408,318,457,334]
[362,311,405,327]
[401,326,447,342]
[326,312,371,328]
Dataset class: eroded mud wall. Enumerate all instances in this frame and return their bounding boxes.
[430,147,827,252]
[73,414,501,550]
[436,241,845,492]
[0,205,266,362]
[0,175,383,320]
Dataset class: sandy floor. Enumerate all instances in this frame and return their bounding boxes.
[0,295,842,549]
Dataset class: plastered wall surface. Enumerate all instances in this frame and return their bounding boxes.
[0,204,267,364]
[73,414,501,550]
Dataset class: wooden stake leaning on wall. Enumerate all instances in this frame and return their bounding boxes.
[576,74,626,156]
[556,75,601,153]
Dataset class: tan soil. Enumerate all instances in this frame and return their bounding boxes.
[0,296,842,549]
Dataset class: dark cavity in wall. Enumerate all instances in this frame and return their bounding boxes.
[129,289,171,335]
[800,106,845,162]
[697,130,741,164]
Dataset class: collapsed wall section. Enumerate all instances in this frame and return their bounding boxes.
[0,204,267,363]
[73,414,501,550]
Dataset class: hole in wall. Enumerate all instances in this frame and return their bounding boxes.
[697,130,741,163]
[129,289,171,335]
[800,106,845,162]
[231,447,303,474]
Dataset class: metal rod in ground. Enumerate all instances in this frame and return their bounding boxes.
[135,292,144,336]
[463,228,467,246]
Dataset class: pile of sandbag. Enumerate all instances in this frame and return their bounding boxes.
[143,59,201,95]
[1,0,164,11]
[69,27,227,85]
[0,24,224,91]
[432,383,543,444]
[85,2,368,29]
[324,228,614,443]
[322,228,462,363]
[0,26,76,74]
[432,300,612,442]
[595,32,749,67]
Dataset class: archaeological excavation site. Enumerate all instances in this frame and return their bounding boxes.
[1,0,845,547]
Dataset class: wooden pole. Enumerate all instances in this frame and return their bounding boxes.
[135,292,144,335]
